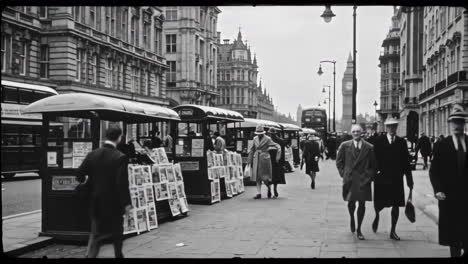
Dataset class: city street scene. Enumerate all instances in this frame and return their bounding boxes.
[2,5,468,259]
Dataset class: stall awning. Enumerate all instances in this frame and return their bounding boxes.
[301,128,317,134]
[173,105,244,123]
[1,119,63,126]
[23,93,180,122]
[279,123,302,131]
[227,118,281,129]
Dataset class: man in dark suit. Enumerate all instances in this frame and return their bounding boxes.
[372,117,413,240]
[336,124,377,240]
[415,132,432,169]
[268,128,286,197]
[76,126,131,258]
[430,105,468,257]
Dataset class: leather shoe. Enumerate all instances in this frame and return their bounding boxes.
[312,180,315,189]
[253,194,261,199]
[372,216,379,233]
[267,189,272,199]
[390,232,400,240]
[350,219,356,233]
[274,189,278,198]
[357,231,365,240]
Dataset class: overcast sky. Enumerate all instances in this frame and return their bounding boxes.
[217,6,395,120]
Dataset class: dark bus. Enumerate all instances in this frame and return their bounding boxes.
[1,80,61,179]
[301,107,327,138]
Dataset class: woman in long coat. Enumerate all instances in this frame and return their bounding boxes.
[248,125,281,199]
[302,135,320,189]
[268,128,286,198]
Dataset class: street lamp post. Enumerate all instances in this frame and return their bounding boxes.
[322,85,331,131]
[321,5,357,124]
[317,61,336,131]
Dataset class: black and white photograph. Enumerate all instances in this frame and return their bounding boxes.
[4,4,468,260]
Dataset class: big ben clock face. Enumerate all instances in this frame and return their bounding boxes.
[345,82,353,91]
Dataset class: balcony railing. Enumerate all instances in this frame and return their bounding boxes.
[435,80,446,92]
[447,70,467,86]
[404,97,418,105]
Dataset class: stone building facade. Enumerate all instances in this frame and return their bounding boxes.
[256,80,274,120]
[398,7,424,142]
[419,7,468,136]
[377,7,401,132]
[161,6,221,107]
[216,31,259,118]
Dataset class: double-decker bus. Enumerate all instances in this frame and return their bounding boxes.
[1,80,61,179]
[301,107,327,138]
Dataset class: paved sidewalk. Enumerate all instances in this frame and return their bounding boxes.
[3,211,53,255]
[410,158,439,224]
[20,160,449,258]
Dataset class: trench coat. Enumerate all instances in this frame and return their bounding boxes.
[247,135,281,183]
[76,143,131,235]
[373,135,414,209]
[336,140,377,202]
[270,135,286,184]
[429,135,468,247]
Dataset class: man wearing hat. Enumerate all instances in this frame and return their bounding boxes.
[430,104,468,257]
[267,127,286,198]
[372,117,414,240]
[247,125,281,199]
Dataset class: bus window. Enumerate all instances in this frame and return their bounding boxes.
[33,91,50,101]
[19,89,34,105]
[2,86,18,103]
[2,125,19,146]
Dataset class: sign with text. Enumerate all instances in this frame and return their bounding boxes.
[179,161,199,171]
[52,176,79,191]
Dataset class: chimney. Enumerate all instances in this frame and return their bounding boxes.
[223,39,229,44]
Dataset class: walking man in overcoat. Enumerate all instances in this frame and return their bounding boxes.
[430,105,468,257]
[247,125,281,199]
[336,124,377,240]
[372,117,414,240]
[268,127,286,198]
[415,132,432,169]
[76,126,132,258]
[302,134,321,189]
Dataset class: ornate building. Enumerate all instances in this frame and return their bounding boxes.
[1,6,169,137]
[161,6,221,107]
[398,7,424,142]
[341,53,354,132]
[419,7,468,136]
[256,80,274,120]
[377,7,401,132]
[217,31,259,118]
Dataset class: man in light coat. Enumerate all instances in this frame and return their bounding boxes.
[213,131,226,154]
[336,124,377,240]
[247,124,281,199]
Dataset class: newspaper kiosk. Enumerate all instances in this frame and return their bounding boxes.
[279,123,302,166]
[226,118,283,186]
[23,93,180,241]
[172,105,244,204]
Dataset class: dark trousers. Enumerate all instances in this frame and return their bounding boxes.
[422,154,429,167]
[86,215,124,258]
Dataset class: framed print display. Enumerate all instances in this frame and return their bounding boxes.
[72,156,85,168]
[158,166,168,182]
[225,181,233,198]
[212,167,219,180]
[149,149,161,164]
[123,209,138,235]
[228,166,236,181]
[207,168,213,180]
[72,142,92,157]
[231,182,238,195]
[175,145,184,155]
[157,148,169,164]
[166,165,175,182]
[137,187,147,207]
[207,151,214,167]
[247,140,253,152]
[154,183,169,201]
[236,140,243,152]
[173,164,183,182]
[141,166,152,185]
[145,185,155,204]
[168,183,178,199]
[136,207,149,234]
[179,197,189,213]
[168,197,181,216]
[237,154,242,166]
[147,203,158,230]
[176,182,186,198]
[214,180,220,202]
[47,151,58,167]
[210,181,216,203]
[130,187,139,208]
[151,165,160,183]
[237,166,244,179]
[291,139,298,148]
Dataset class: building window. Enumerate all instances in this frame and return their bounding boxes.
[19,42,28,76]
[111,7,116,37]
[131,16,139,46]
[166,34,177,53]
[154,73,160,96]
[105,7,111,34]
[131,67,140,93]
[39,45,49,78]
[88,54,97,84]
[74,6,85,23]
[121,8,128,42]
[392,62,400,73]
[76,49,82,81]
[118,62,125,90]
[226,71,230,81]
[144,70,150,96]
[1,34,9,73]
[455,7,461,17]
[143,21,151,50]
[165,7,177,21]
[167,61,176,83]
[105,59,113,88]
[154,26,161,54]
[39,7,47,18]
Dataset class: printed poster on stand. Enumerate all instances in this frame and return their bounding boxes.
[123,209,138,235]
[154,182,169,201]
[147,202,158,230]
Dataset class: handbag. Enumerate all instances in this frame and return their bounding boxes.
[405,189,416,223]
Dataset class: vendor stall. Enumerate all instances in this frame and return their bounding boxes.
[172,105,244,204]
[279,123,302,166]
[226,118,282,186]
[23,93,182,241]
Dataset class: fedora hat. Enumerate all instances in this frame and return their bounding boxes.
[254,124,266,135]
[448,104,468,122]
[384,117,399,126]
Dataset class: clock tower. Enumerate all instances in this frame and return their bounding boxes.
[342,52,354,132]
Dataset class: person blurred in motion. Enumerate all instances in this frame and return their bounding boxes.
[372,117,413,241]
[302,134,321,189]
[267,128,286,198]
[284,140,295,173]
[247,125,281,199]
[415,132,432,169]
[336,124,377,240]
[76,126,131,258]
[430,105,468,258]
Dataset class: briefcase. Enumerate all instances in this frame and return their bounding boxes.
[405,189,416,223]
